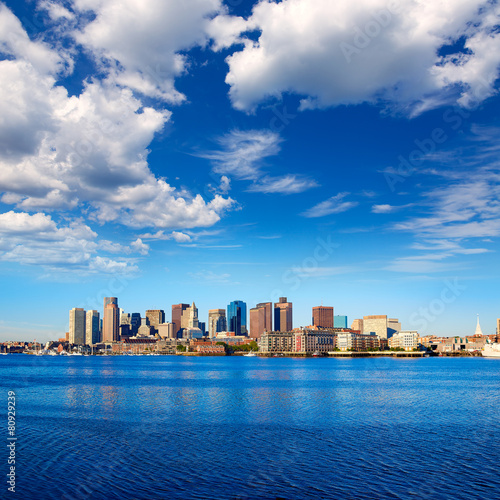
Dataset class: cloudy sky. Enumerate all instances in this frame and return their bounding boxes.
[1,0,500,341]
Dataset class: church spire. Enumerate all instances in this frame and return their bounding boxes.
[474,314,483,336]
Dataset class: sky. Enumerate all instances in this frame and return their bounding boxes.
[1,0,500,342]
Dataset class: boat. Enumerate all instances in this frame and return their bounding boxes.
[244,350,257,357]
[312,351,321,357]
[482,343,500,358]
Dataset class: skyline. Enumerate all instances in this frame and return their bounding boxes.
[2,0,500,341]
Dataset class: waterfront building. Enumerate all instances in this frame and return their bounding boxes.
[337,332,380,351]
[274,297,292,332]
[388,331,418,351]
[146,309,165,335]
[312,306,334,328]
[172,303,190,336]
[363,315,400,339]
[334,315,348,329]
[85,310,100,345]
[182,327,204,340]
[103,298,119,342]
[250,302,272,339]
[157,322,175,339]
[69,308,86,345]
[228,300,247,336]
[208,309,227,337]
[258,329,336,354]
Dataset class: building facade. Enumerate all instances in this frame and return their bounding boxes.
[157,322,175,339]
[334,315,348,329]
[102,300,119,342]
[227,300,247,336]
[208,309,227,337]
[274,297,293,332]
[388,331,418,351]
[312,306,334,328]
[69,308,86,345]
[250,302,272,339]
[337,332,381,351]
[145,310,165,335]
[85,310,100,345]
[172,303,190,337]
[258,329,336,354]
[351,319,363,332]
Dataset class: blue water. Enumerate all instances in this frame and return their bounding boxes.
[1,355,499,500]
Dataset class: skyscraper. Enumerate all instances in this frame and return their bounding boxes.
[188,302,199,329]
[103,298,119,342]
[274,297,292,332]
[227,300,247,336]
[69,308,86,345]
[172,303,189,337]
[334,315,348,329]
[146,309,165,335]
[312,306,334,328]
[208,309,227,337]
[250,302,272,339]
[86,310,100,345]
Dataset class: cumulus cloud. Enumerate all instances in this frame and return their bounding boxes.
[0,5,235,232]
[71,0,223,103]
[216,0,500,114]
[301,193,358,218]
[0,211,140,274]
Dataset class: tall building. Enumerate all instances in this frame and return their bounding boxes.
[158,322,175,339]
[146,309,165,335]
[198,322,206,335]
[312,306,334,328]
[103,299,119,342]
[351,319,364,332]
[188,302,199,329]
[497,318,500,341]
[86,310,100,345]
[130,313,141,335]
[363,315,401,339]
[69,308,86,345]
[227,300,247,335]
[334,315,348,329]
[172,303,189,337]
[274,297,292,332]
[208,309,227,337]
[474,314,483,335]
[250,302,272,339]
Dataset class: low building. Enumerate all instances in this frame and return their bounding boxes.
[337,332,380,351]
[258,329,336,354]
[389,331,418,351]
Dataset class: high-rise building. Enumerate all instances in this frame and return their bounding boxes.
[274,297,292,332]
[130,313,141,335]
[172,303,189,336]
[86,310,100,345]
[146,310,165,335]
[363,315,400,339]
[312,306,334,328]
[334,315,348,329]
[103,298,119,342]
[208,309,227,337]
[351,319,364,332]
[188,302,199,329]
[198,322,206,335]
[227,300,247,336]
[69,308,86,345]
[158,322,175,339]
[250,302,272,339]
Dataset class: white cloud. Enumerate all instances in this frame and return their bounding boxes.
[372,203,412,213]
[247,174,318,194]
[216,0,500,114]
[290,266,356,278]
[301,193,358,218]
[0,211,139,274]
[71,0,223,103]
[199,129,317,194]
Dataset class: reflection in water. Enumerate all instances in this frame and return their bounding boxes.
[0,356,499,500]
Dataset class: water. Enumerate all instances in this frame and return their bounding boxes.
[1,355,499,499]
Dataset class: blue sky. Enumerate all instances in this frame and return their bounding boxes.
[1,0,500,341]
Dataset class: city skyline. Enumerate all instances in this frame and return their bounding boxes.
[2,1,500,341]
